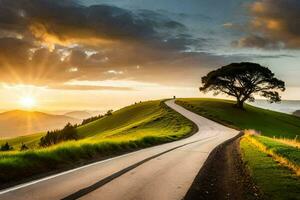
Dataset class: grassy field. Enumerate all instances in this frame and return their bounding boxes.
[0,100,194,185]
[241,136,300,200]
[176,98,300,139]
[177,98,300,199]
[0,133,44,149]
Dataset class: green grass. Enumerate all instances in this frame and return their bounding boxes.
[241,137,300,200]
[176,98,300,139]
[253,135,300,167]
[177,98,300,199]
[0,133,44,149]
[0,100,194,184]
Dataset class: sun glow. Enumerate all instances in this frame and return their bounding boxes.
[19,96,37,109]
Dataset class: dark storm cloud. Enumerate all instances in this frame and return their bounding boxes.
[0,0,191,48]
[0,0,243,87]
[232,35,283,49]
[233,0,300,49]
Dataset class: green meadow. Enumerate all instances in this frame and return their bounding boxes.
[176,98,300,139]
[0,100,194,184]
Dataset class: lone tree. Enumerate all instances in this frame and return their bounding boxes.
[200,62,285,109]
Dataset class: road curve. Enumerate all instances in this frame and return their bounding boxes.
[0,100,239,200]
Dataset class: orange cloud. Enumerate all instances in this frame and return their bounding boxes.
[29,22,116,50]
[234,0,300,49]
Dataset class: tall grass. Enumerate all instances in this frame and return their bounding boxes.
[240,137,300,200]
[272,136,300,149]
[243,134,300,176]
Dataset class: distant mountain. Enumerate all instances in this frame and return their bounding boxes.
[293,110,300,117]
[0,110,81,138]
[64,111,92,119]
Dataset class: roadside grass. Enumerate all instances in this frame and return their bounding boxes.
[244,134,300,176]
[272,137,300,149]
[241,136,300,200]
[0,100,195,185]
[253,135,300,168]
[176,98,300,139]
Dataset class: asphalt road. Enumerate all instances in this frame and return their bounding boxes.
[0,100,239,200]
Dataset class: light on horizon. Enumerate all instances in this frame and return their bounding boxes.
[19,96,37,109]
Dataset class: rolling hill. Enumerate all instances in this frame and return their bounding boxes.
[176,98,300,139]
[0,100,194,184]
[1,100,194,148]
[1,98,299,187]
[0,110,81,138]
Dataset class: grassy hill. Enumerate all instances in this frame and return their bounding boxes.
[177,98,300,199]
[0,100,194,185]
[0,110,81,138]
[176,98,300,139]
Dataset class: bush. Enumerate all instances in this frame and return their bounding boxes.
[20,143,29,151]
[105,109,113,116]
[81,109,113,125]
[81,114,104,125]
[40,123,79,147]
[0,142,13,151]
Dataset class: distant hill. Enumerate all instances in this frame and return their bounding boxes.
[64,111,92,119]
[293,110,300,117]
[0,110,81,138]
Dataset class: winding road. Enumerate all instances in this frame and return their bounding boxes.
[0,100,239,200]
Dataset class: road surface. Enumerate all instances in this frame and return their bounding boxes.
[0,100,239,200]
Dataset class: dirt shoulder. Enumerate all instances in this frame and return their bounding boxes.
[184,134,263,200]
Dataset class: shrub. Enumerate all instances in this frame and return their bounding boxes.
[0,142,13,151]
[81,114,104,125]
[20,143,29,151]
[40,123,79,147]
[105,109,113,116]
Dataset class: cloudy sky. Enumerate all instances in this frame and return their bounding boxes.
[0,0,299,111]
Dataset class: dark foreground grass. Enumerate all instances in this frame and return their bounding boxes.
[176,98,300,139]
[0,100,195,186]
[241,137,300,200]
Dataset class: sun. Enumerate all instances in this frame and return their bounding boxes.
[19,96,37,109]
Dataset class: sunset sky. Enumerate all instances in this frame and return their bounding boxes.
[0,0,299,111]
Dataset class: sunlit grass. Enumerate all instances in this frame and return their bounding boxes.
[272,136,300,149]
[241,137,300,200]
[244,134,300,176]
[0,100,194,184]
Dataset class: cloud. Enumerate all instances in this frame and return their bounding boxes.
[233,0,300,49]
[50,84,133,91]
[0,0,191,49]
[232,35,284,49]
[0,0,245,89]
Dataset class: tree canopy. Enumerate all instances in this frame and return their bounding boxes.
[200,62,285,109]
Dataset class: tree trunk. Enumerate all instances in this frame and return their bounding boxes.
[236,99,244,109]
